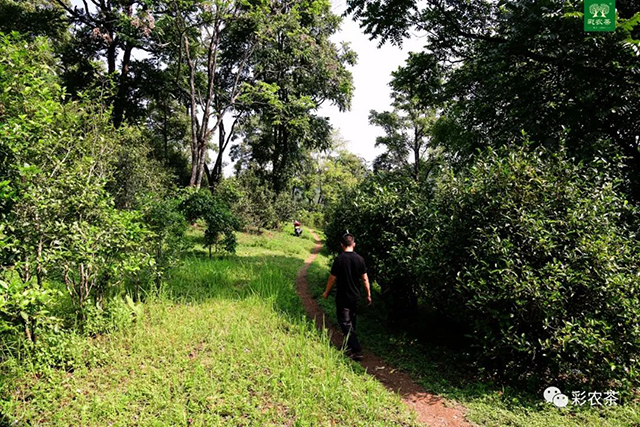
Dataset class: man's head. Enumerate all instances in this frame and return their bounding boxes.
[341,233,355,250]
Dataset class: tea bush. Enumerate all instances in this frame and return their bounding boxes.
[0,34,163,363]
[420,144,640,390]
[180,189,239,256]
[324,172,425,314]
[325,144,640,391]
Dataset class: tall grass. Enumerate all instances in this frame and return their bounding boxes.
[1,228,418,426]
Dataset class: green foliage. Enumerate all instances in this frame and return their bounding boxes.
[0,33,165,373]
[0,34,153,316]
[223,171,298,230]
[325,143,640,391]
[349,0,640,198]
[419,144,640,391]
[296,209,325,229]
[234,0,356,193]
[140,195,189,290]
[369,91,435,180]
[82,296,141,337]
[0,0,67,41]
[292,144,368,217]
[324,172,423,312]
[108,129,172,210]
[180,189,239,255]
[0,277,62,348]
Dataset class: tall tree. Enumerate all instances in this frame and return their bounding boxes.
[297,148,368,210]
[347,0,640,197]
[236,0,356,193]
[52,0,158,127]
[158,0,269,190]
[0,0,67,40]
[369,90,435,180]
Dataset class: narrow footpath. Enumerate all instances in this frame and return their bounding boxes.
[295,231,471,427]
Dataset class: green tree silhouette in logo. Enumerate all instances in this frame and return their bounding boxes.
[589,3,610,18]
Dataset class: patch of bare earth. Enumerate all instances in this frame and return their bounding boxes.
[295,231,471,427]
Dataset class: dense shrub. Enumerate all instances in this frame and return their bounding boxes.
[295,209,325,230]
[221,172,298,230]
[0,35,153,314]
[324,172,425,314]
[0,34,156,361]
[180,189,239,256]
[422,144,640,390]
[139,195,189,290]
[325,143,640,391]
[0,277,61,348]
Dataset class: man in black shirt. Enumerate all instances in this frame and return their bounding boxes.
[322,233,371,361]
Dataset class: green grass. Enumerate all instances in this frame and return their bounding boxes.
[0,227,418,426]
[306,247,640,427]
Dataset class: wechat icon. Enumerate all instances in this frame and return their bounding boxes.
[544,386,569,408]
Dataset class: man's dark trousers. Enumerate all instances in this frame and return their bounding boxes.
[336,298,361,353]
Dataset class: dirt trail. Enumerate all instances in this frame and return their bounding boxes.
[295,231,471,427]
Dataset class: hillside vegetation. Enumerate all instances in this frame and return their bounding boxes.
[1,229,417,426]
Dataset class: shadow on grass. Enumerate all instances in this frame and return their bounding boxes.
[0,414,13,427]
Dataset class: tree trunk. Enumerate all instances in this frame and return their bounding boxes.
[106,41,117,75]
[413,127,420,182]
[113,42,133,128]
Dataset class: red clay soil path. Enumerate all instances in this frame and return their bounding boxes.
[295,231,471,427]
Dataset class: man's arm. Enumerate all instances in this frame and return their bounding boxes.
[323,275,337,299]
[362,273,372,305]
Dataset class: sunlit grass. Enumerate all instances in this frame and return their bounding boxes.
[1,228,418,426]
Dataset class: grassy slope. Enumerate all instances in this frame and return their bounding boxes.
[1,228,417,426]
[306,245,640,427]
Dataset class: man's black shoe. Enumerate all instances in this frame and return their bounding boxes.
[350,352,364,361]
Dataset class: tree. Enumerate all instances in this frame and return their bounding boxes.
[0,34,152,319]
[347,0,640,198]
[52,0,158,127]
[369,90,435,180]
[156,0,272,191]
[179,189,238,256]
[293,136,368,212]
[0,0,67,41]
[236,0,356,193]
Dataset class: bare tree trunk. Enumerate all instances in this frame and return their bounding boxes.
[177,4,254,190]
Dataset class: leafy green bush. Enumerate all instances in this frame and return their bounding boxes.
[82,295,142,337]
[324,172,424,314]
[0,276,62,351]
[180,189,239,256]
[0,32,164,366]
[139,195,189,291]
[325,143,640,391]
[295,209,325,230]
[223,172,299,231]
[419,144,640,391]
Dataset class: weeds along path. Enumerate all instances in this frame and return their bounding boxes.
[296,231,471,427]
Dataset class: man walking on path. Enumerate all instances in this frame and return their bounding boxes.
[323,233,372,361]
